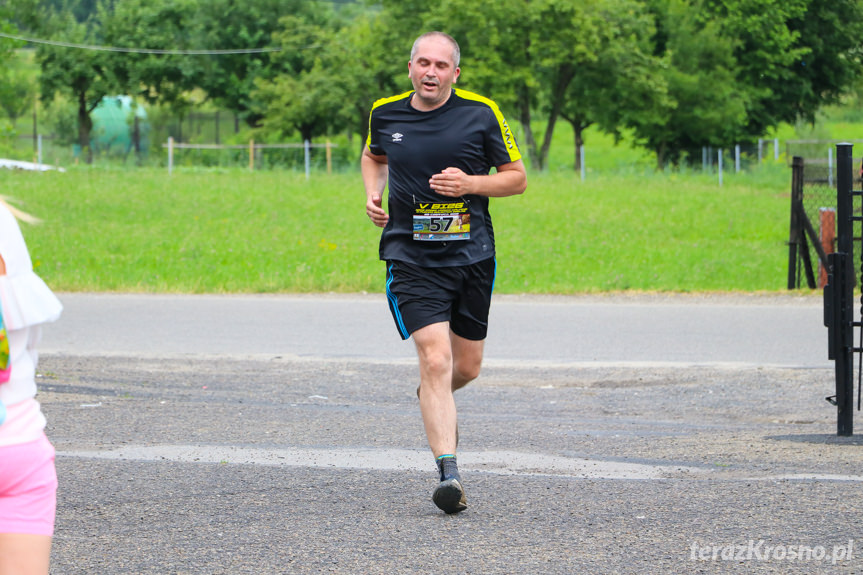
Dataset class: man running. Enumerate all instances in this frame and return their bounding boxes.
[362,31,527,514]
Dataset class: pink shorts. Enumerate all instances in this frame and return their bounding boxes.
[0,434,57,536]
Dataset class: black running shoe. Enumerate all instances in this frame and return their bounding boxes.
[433,457,467,514]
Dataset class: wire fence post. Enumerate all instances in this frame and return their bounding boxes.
[167,137,174,176]
[718,149,723,186]
[32,99,38,155]
[580,146,586,181]
[158,140,338,174]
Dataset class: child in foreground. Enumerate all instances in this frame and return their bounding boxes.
[0,197,63,575]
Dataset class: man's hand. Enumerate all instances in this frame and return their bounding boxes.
[429,167,473,197]
[362,147,390,227]
[430,161,526,198]
[366,193,389,227]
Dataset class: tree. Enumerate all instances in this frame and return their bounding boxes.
[331,10,406,155]
[335,1,443,155]
[0,6,23,72]
[0,8,21,74]
[698,0,808,141]
[34,1,206,161]
[5,0,40,30]
[0,10,25,139]
[704,0,863,134]
[16,0,100,24]
[36,9,113,163]
[0,62,37,126]
[99,0,203,111]
[792,0,863,119]
[532,0,669,172]
[253,6,352,143]
[421,0,660,172]
[194,0,292,127]
[629,0,748,168]
[422,0,541,168]
[528,0,601,171]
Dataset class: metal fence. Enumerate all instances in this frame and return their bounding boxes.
[787,144,863,290]
[2,106,361,171]
[674,140,780,172]
[823,143,860,435]
[4,131,358,172]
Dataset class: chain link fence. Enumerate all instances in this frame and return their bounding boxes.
[668,140,780,174]
[2,106,360,171]
[787,140,863,289]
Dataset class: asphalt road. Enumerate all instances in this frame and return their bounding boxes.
[36,292,863,574]
[41,292,830,368]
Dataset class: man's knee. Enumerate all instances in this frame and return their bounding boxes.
[454,357,482,383]
[420,349,453,379]
[414,323,453,375]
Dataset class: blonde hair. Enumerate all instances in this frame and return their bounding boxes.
[0,196,40,224]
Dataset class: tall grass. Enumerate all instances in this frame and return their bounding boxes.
[2,162,793,294]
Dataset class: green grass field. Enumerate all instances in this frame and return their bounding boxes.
[5,46,861,295]
[2,159,795,294]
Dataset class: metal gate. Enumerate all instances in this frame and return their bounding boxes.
[824,143,860,435]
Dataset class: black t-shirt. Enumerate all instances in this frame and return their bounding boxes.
[366,88,522,267]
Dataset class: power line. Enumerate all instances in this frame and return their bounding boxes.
[0,32,281,55]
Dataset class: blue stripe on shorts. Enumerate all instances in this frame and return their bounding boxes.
[386,263,410,339]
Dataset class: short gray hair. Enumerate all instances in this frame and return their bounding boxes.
[410,31,460,68]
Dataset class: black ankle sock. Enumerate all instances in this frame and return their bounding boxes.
[436,455,461,482]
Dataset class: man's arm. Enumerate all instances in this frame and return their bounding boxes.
[428,159,527,199]
[362,147,390,228]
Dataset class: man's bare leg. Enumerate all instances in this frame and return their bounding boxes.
[413,322,469,513]
[416,330,484,395]
[413,322,458,457]
[450,331,484,391]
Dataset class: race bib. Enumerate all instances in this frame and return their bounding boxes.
[413,201,470,241]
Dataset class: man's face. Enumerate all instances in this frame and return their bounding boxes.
[408,36,460,111]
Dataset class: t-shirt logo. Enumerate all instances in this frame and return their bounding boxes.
[501,121,514,150]
[392,132,403,143]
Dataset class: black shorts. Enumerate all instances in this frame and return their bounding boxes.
[385,258,496,341]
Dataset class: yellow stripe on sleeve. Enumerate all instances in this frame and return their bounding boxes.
[366,91,414,148]
[455,89,522,163]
